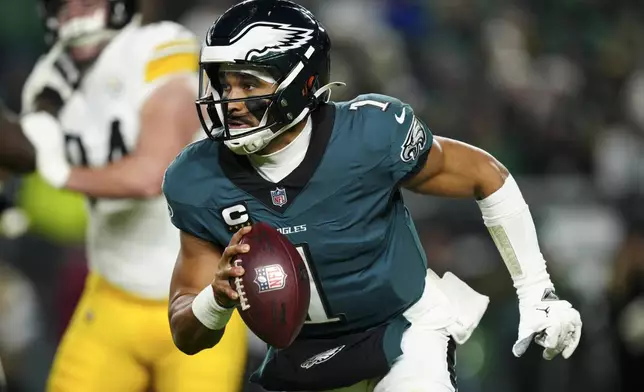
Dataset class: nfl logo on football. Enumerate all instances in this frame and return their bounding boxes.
[254,264,288,293]
[271,187,288,207]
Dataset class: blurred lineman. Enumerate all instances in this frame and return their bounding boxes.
[0,0,247,391]
[163,1,583,391]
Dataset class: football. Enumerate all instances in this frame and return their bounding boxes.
[231,222,310,348]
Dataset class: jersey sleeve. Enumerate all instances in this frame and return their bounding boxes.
[162,147,220,245]
[354,94,434,184]
[132,22,200,107]
[164,196,220,245]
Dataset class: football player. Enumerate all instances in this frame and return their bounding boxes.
[163,1,583,391]
[0,1,247,391]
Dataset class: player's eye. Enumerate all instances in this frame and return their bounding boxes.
[238,74,262,91]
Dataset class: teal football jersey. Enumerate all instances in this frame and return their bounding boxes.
[163,94,434,338]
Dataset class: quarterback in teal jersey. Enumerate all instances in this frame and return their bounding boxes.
[163,1,582,391]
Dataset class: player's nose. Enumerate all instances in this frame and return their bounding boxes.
[226,88,248,113]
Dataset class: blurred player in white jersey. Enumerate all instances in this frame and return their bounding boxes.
[0,1,247,391]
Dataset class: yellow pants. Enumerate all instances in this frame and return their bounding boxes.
[47,273,247,392]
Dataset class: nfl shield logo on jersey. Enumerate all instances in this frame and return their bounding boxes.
[271,187,288,207]
[254,264,288,293]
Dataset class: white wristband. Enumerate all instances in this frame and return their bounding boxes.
[191,285,234,330]
[477,175,554,302]
[20,112,71,188]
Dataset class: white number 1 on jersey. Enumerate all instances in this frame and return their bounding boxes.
[295,244,342,324]
[349,99,390,112]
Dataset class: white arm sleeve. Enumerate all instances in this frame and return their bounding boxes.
[476,175,554,302]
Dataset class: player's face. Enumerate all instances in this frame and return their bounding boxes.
[56,0,110,62]
[218,72,278,129]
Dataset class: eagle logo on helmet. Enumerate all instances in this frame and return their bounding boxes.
[217,21,315,61]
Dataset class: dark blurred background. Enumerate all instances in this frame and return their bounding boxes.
[2,0,644,391]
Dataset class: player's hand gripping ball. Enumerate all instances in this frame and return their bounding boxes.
[232,222,310,348]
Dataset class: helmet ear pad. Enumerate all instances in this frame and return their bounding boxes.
[271,47,330,125]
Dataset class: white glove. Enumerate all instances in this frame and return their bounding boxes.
[20,112,71,188]
[512,288,582,360]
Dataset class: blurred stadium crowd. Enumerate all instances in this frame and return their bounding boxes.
[2,0,644,391]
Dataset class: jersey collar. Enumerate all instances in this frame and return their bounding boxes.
[219,103,336,214]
